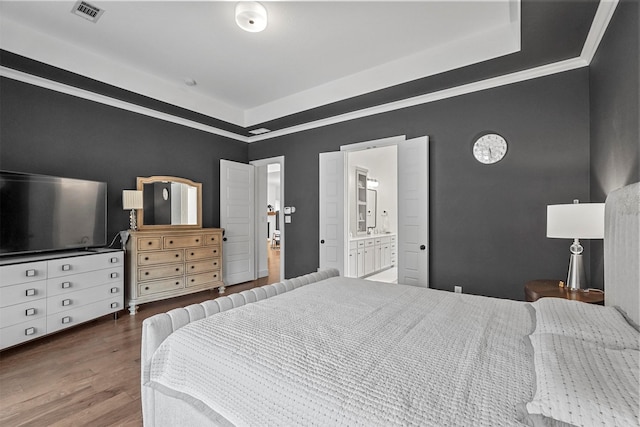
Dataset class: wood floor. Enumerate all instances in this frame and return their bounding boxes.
[0,245,280,426]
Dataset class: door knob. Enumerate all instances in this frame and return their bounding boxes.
[420,245,426,250]
[223,237,227,242]
[320,240,325,244]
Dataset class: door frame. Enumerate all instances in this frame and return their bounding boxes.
[250,156,285,282]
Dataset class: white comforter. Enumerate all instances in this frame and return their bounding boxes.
[148,277,534,426]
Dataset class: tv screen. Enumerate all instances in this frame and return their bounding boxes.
[0,171,107,256]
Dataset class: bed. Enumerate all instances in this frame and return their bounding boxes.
[141,182,640,427]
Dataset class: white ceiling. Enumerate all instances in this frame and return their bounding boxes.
[0,1,520,127]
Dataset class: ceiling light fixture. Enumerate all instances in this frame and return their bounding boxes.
[235,2,268,33]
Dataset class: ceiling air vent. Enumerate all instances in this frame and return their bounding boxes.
[71,1,105,23]
[249,128,271,135]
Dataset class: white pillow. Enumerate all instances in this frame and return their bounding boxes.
[525,333,639,427]
[532,297,639,350]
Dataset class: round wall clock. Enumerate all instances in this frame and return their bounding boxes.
[472,133,508,164]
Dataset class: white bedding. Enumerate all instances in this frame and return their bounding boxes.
[148,277,534,426]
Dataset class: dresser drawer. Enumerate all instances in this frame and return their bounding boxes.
[138,238,162,251]
[0,280,47,308]
[186,258,221,274]
[47,282,123,315]
[164,235,204,249]
[138,264,183,281]
[138,250,183,266]
[48,252,124,278]
[0,261,48,287]
[0,298,47,328]
[186,271,221,288]
[185,246,220,260]
[204,233,221,246]
[139,277,184,296]
[0,318,47,349]
[47,268,122,297]
[46,297,122,334]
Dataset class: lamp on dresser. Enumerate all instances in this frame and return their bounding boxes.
[546,200,605,291]
[122,190,143,231]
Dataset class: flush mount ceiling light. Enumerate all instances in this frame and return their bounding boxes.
[235,2,268,33]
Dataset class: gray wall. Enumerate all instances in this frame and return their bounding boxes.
[0,78,248,242]
[249,70,591,300]
[3,2,636,300]
[589,0,640,288]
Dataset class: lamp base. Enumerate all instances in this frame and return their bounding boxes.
[566,253,586,291]
[129,209,138,231]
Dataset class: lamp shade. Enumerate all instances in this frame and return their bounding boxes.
[122,190,143,210]
[546,202,605,239]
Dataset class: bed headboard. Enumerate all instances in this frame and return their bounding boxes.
[604,182,640,326]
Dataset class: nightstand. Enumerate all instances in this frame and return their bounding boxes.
[524,280,604,305]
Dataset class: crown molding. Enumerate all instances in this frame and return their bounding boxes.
[580,0,619,63]
[0,66,251,143]
[0,0,617,144]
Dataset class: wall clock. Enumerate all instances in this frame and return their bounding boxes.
[472,133,507,164]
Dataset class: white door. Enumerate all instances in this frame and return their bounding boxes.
[319,151,345,274]
[220,159,255,285]
[397,136,429,286]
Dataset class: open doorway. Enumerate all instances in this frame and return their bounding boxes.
[251,156,285,284]
[347,146,398,283]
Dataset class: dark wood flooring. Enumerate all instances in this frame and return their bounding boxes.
[0,245,280,426]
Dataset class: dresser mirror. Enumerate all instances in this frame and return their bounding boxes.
[136,176,202,229]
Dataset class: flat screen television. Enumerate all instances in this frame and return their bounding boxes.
[0,171,107,257]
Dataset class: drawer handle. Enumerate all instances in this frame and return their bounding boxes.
[25,327,36,336]
[175,282,180,285]
[110,302,119,309]
[62,299,72,306]
[191,266,195,269]
[148,241,153,245]
[191,252,195,256]
[175,254,179,258]
[62,316,71,324]
[195,239,200,243]
[144,257,149,261]
[191,279,195,283]
[110,287,119,294]
[62,264,71,271]
[213,250,217,254]
[213,261,218,266]
[213,273,218,278]
[25,289,36,297]
[25,269,36,277]
[62,282,71,289]
[110,257,119,263]
[175,268,180,272]
[110,272,119,279]
[145,272,150,276]
[25,308,36,316]
[169,240,174,244]
[145,286,150,290]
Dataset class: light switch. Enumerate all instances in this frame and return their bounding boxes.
[285,215,291,223]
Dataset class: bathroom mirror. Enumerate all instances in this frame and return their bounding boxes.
[366,189,377,229]
[136,176,202,229]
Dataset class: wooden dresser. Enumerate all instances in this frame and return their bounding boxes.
[125,228,223,314]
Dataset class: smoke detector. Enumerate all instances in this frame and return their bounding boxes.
[71,1,105,23]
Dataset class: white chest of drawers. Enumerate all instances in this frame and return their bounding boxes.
[0,249,124,350]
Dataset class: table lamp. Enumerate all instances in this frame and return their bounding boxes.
[546,200,605,291]
[123,190,143,231]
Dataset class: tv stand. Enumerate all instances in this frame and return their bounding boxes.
[0,248,124,350]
